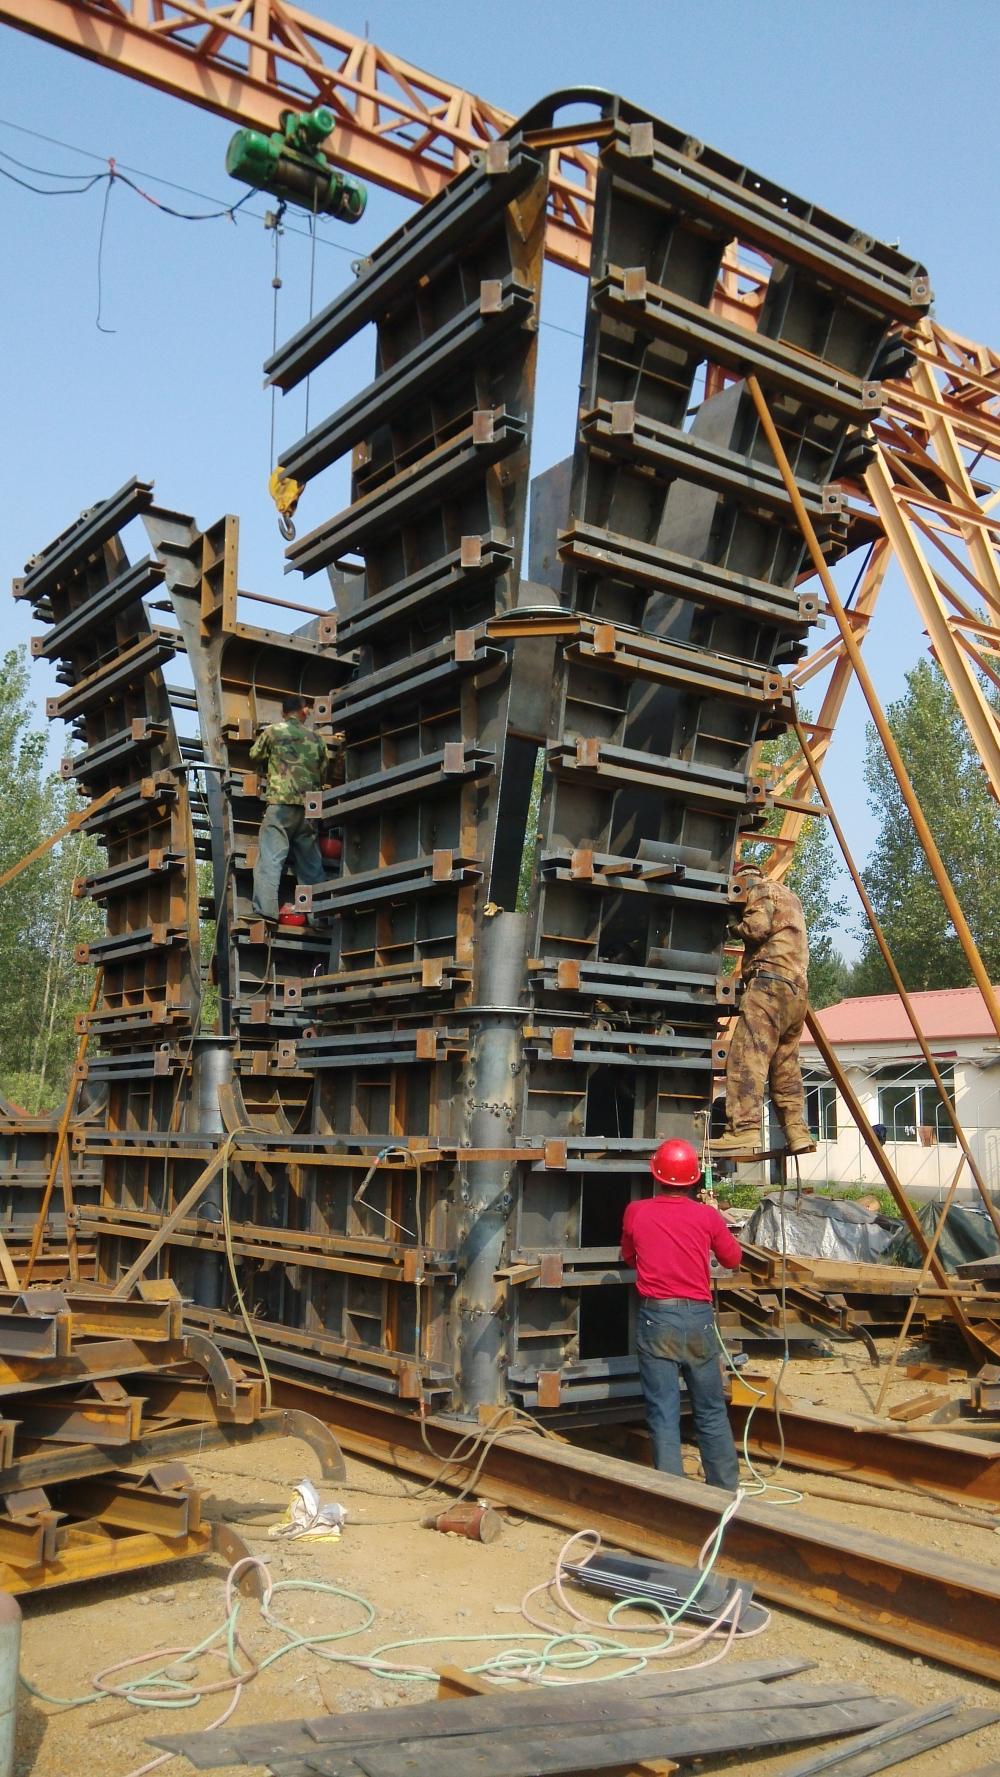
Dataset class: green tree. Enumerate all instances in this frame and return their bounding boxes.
[853,659,1000,992]
[0,648,104,1112]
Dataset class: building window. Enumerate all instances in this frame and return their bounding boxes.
[876,1063,957,1145]
[803,1070,837,1140]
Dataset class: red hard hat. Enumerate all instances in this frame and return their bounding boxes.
[649,1138,701,1187]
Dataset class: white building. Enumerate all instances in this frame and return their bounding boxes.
[791,986,1000,1199]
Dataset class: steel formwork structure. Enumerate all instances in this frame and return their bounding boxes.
[11,93,934,1417]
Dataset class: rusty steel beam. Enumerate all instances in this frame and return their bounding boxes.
[729,1389,1000,1510]
[273,1379,1000,1683]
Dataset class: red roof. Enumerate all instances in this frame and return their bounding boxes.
[802,985,1000,1046]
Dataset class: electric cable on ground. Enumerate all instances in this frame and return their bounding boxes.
[19,1497,761,1775]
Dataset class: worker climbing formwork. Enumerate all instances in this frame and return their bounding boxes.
[712,860,815,1158]
[249,695,338,926]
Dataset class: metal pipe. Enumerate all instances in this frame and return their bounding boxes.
[746,372,1000,1044]
[456,912,526,1414]
[186,1039,236,1309]
[0,1593,20,1777]
[789,699,1000,1246]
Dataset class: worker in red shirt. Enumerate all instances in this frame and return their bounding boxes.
[621,1138,743,1490]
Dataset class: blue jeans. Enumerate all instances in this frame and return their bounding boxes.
[251,804,326,919]
[636,1298,740,1491]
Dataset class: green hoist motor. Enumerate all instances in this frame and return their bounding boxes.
[225,106,367,222]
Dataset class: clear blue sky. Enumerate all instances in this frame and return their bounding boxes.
[3,0,998,956]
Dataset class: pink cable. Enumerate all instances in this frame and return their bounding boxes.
[122,1688,242,1777]
[515,1525,768,1682]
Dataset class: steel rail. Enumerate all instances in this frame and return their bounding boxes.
[272,1379,1000,1682]
[728,1392,1000,1509]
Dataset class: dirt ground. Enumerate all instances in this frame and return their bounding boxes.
[14,1340,1000,1777]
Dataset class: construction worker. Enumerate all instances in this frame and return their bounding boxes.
[250,693,331,925]
[712,859,813,1157]
[621,1139,742,1490]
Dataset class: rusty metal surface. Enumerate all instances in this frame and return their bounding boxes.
[272,1378,1000,1684]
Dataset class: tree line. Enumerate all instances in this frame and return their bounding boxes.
[766,659,1000,1006]
[0,648,103,1112]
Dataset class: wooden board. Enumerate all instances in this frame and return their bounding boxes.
[320,1700,905,1777]
[779,1705,1000,1776]
[156,1657,816,1768]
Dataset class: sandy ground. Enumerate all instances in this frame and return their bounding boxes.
[13,1340,1000,1777]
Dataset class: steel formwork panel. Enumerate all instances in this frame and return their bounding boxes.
[9,95,929,1418]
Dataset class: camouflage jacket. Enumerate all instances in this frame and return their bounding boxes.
[734,877,809,994]
[249,717,330,806]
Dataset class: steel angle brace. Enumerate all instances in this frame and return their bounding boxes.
[0,1289,181,1344]
[558,522,818,627]
[288,412,527,574]
[76,924,187,967]
[291,960,471,1015]
[337,536,515,647]
[548,738,768,814]
[304,745,494,822]
[521,1027,722,1070]
[187,1309,453,1402]
[73,847,184,901]
[592,271,882,426]
[602,116,930,317]
[78,1008,186,1046]
[84,1210,455,1287]
[45,628,180,721]
[81,1048,186,1084]
[296,852,481,914]
[539,845,736,902]
[266,142,546,388]
[527,956,729,1013]
[559,622,788,710]
[79,774,179,835]
[295,1029,470,1069]
[581,401,846,524]
[16,476,155,605]
[324,643,507,729]
[282,277,538,482]
[30,555,165,661]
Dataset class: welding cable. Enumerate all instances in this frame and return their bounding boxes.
[514,1516,766,1666]
[714,1169,803,1506]
[0,157,104,194]
[221,1129,274,1406]
[19,1512,761,1777]
[0,147,253,221]
[373,1510,767,1688]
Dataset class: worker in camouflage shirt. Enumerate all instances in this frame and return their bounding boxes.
[250,693,331,923]
[711,860,814,1157]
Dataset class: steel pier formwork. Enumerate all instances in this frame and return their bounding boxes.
[10,95,930,1422]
